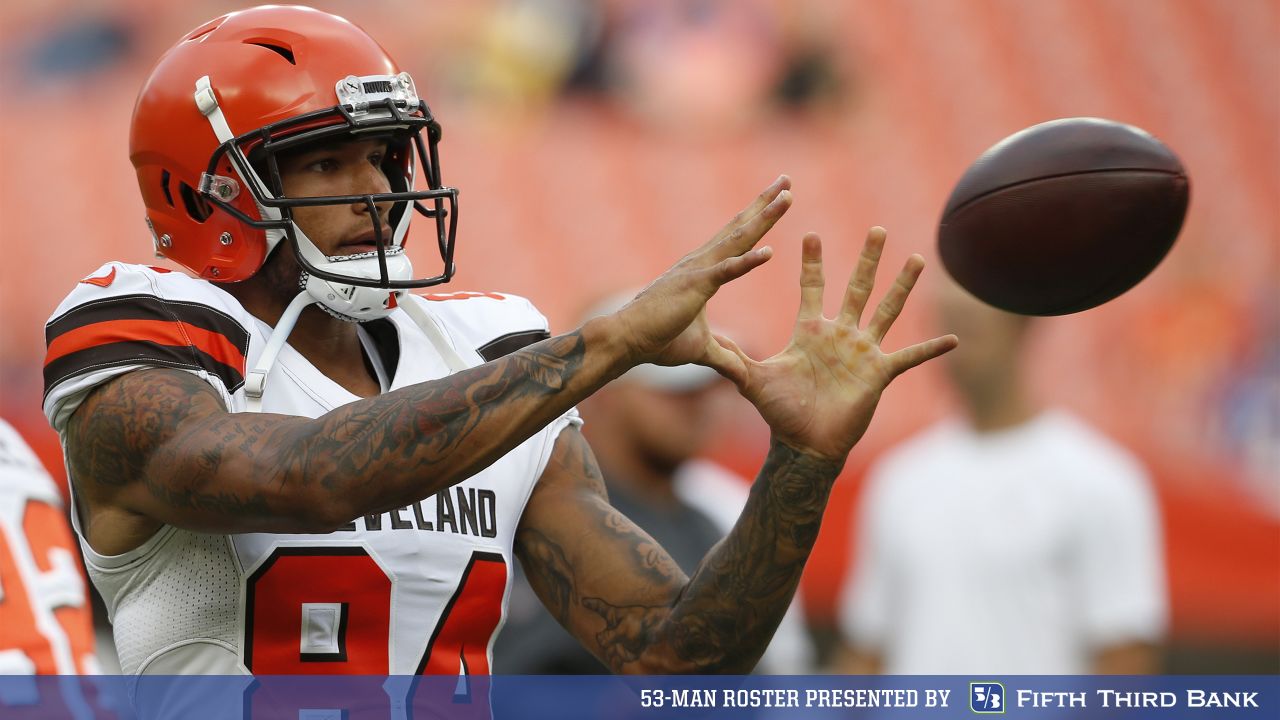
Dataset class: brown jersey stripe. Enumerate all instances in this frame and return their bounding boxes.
[45,294,248,355]
[46,318,246,372]
[42,340,246,399]
[476,329,550,362]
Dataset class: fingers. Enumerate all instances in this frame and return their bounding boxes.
[887,334,959,377]
[837,226,886,325]
[704,177,793,265]
[710,245,774,287]
[866,254,925,343]
[797,233,825,321]
[722,175,791,239]
[727,188,792,255]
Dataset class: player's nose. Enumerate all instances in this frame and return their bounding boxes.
[352,164,394,218]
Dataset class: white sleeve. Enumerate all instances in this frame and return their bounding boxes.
[1074,456,1168,648]
[408,291,551,365]
[42,263,251,432]
[838,470,894,651]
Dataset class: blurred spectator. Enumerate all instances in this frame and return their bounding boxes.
[0,418,97,675]
[1215,294,1280,517]
[434,0,606,117]
[836,283,1168,674]
[20,13,135,78]
[768,2,845,112]
[496,292,813,674]
[430,0,845,127]
[607,0,784,131]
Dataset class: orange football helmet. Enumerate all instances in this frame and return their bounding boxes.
[130,5,457,317]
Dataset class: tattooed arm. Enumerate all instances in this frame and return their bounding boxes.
[67,179,794,555]
[517,428,839,673]
[516,228,957,673]
[70,332,597,552]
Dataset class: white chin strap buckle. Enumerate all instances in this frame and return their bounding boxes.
[244,370,267,400]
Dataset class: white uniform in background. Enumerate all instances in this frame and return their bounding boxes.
[44,262,578,677]
[839,411,1167,674]
[0,419,98,675]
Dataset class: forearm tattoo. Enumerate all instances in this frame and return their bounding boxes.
[658,442,840,672]
[519,438,839,674]
[282,332,587,491]
[67,331,587,531]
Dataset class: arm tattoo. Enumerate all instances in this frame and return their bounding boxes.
[515,528,575,625]
[519,431,837,674]
[656,441,840,672]
[69,331,595,534]
[293,331,588,492]
[68,371,288,522]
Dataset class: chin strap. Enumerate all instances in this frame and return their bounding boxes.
[244,292,314,414]
[243,293,470,413]
[399,297,470,373]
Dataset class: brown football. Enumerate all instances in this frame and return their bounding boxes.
[938,117,1189,315]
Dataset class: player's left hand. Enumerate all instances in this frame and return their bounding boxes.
[710,227,958,462]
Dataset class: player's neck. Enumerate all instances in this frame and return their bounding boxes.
[964,384,1040,434]
[288,307,383,398]
[224,279,382,398]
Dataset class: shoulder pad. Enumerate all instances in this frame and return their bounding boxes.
[408,291,551,362]
[43,263,252,431]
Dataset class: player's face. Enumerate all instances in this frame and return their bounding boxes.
[615,383,719,470]
[935,280,1031,396]
[276,137,395,257]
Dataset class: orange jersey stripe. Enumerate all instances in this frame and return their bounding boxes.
[45,318,246,371]
[420,291,506,302]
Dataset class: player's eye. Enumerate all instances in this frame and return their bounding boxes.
[307,158,340,172]
[368,151,384,166]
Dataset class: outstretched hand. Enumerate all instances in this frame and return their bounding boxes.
[610,176,793,366]
[712,228,958,462]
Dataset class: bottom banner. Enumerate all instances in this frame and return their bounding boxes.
[0,674,1274,719]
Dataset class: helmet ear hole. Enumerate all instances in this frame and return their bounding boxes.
[160,170,175,207]
[178,181,213,223]
[244,40,295,65]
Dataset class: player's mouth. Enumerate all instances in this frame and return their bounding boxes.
[335,227,394,256]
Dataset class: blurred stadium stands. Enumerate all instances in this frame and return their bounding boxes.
[0,0,1275,672]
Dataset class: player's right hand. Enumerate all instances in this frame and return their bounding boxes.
[605,175,792,367]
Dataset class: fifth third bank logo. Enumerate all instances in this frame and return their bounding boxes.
[970,682,1005,714]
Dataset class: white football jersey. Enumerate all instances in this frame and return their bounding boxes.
[43,262,579,677]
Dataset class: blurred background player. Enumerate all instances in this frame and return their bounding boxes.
[836,281,1168,674]
[0,418,97,675]
[497,293,813,674]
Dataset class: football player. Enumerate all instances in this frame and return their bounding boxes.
[0,419,98,676]
[43,5,955,680]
